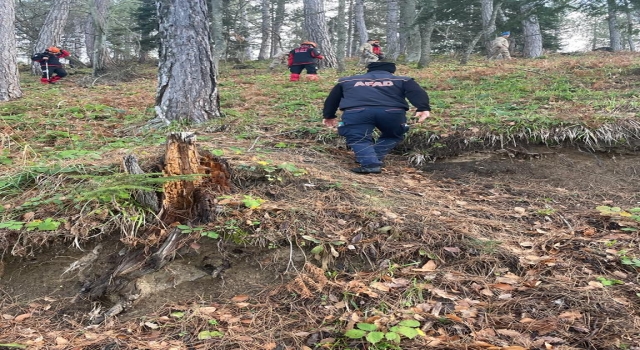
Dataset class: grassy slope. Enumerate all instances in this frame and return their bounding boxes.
[0,53,639,349]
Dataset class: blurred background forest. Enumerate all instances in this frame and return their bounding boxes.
[11,0,640,68]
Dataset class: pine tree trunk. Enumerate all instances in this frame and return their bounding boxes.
[386,0,400,60]
[625,8,635,51]
[87,0,110,74]
[258,0,270,60]
[607,0,622,51]
[0,0,22,101]
[303,0,338,68]
[521,2,543,58]
[400,0,420,62]
[354,0,368,47]
[239,7,251,62]
[84,16,95,67]
[271,0,286,56]
[31,0,71,75]
[346,0,354,57]
[481,0,495,53]
[155,0,220,124]
[210,0,226,65]
[336,0,347,72]
[417,1,436,69]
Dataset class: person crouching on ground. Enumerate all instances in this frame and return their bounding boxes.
[322,61,431,174]
[288,41,324,81]
[31,46,71,84]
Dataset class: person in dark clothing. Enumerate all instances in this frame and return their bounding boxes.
[31,46,71,84]
[322,62,431,174]
[288,41,324,81]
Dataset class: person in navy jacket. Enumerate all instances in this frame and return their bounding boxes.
[322,61,431,174]
[288,41,324,81]
[31,46,71,84]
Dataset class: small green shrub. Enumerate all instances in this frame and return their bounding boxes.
[344,320,424,348]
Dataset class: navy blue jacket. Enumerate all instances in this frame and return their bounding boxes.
[288,45,324,66]
[322,70,430,119]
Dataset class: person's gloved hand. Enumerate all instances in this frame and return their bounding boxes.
[42,56,49,60]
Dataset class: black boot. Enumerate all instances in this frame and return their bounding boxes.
[350,166,381,174]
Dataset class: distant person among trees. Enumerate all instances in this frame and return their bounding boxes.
[31,46,71,84]
[288,41,324,81]
[489,32,512,60]
[359,39,384,65]
[322,62,431,174]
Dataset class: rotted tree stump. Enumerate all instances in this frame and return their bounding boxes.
[161,132,232,224]
[122,132,232,223]
[79,132,232,321]
[122,155,161,213]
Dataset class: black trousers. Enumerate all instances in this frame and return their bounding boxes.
[289,64,318,75]
[41,66,67,78]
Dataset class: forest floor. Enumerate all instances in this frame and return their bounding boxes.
[0,53,639,350]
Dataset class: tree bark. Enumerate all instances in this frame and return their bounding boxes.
[520,2,542,58]
[346,0,354,57]
[386,0,400,60]
[258,0,270,60]
[416,0,437,69]
[400,0,420,62]
[303,0,338,68]
[606,0,622,51]
[86,0,110,74]
[481,0,495,53]
[354,0,368,48]
[0,0,22,101]
[271,0,286,56]
[624,5,635,51]
[239,6,252,62]
[84,15,95,67]
[210,0,226,65]
[31,0,71,75]
[155,0,220,125]
[336,0,347,72]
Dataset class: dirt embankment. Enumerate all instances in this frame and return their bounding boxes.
[2,144,639,349]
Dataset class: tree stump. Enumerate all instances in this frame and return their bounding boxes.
[161,132,232,224]
[77,132,233,321]
[122,155,161,213]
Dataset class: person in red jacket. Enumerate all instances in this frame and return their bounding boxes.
[31,46,71,84]
[287,41,324,81]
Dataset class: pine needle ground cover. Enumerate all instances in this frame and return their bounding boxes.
[0,53,639,349]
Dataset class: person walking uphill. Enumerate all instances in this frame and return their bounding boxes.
[322,62,431,174]
[288,41,324,81]
[31,46,71,84]
[489,32,512,60]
